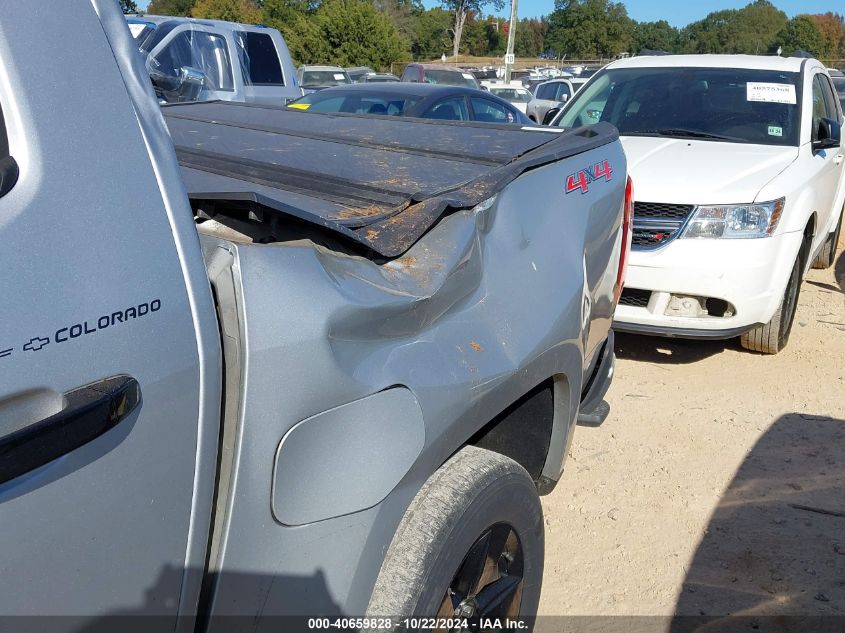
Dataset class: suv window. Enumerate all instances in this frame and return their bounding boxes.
[150,30,234,92]
[819,75,840,119]
[536,83,555,100]
[235,31,284,86]
[811,74,838,140]
[555,82,572,101]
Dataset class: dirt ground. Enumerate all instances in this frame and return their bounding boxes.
[538,236,845,624]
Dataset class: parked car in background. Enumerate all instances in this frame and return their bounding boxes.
[527,78,574,122]
[287,83,531,124]
[126,15,301,104]
[550,54,845,354]
[400,63,480,89]
[360,73,400,83]
[346,66,376,82]
[471,67,499,82]
[297,64,352,92]
[484,84,533,113]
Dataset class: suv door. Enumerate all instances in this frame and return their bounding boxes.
[809,72,844,249]
[0,4,220,626]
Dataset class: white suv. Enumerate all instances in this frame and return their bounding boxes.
[551,55,845,353]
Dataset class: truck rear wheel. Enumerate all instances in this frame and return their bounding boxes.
[740,252,802,354]
[367,446,544,627]
[811,205,843,269]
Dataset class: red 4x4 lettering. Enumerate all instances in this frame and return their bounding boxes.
[565,159,613,194]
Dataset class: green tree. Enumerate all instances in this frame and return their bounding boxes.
[264,0,409,68]
[408,7,453,60]
[632,20,680,54]
[120,0,139,13]
[191,0,262,22]
[439,0,504,58]
[146,0,195,15]
[775,15,826,57]
[682,0,787,54]
[262,0,318,24]
[545,0,633,59]
[515,17,548,57]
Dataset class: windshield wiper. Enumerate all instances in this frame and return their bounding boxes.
[646,128,745,142]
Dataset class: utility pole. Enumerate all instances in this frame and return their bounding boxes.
[504,0,517,82]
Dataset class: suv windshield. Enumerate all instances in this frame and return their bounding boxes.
[301,70,351,88]
[555,66,802,146]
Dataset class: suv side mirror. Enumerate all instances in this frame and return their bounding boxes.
[814,117,841,151]
[150,66,205,103]
[543,107,562,125]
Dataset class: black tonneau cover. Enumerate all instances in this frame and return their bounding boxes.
[164,102,618,257]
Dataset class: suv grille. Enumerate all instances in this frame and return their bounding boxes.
[632,202,695,249]
[618,288,652,308]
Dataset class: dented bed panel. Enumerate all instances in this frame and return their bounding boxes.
[165,102,619,256]
[199,141,627,620]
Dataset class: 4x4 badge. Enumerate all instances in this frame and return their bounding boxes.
[565,159,613,194]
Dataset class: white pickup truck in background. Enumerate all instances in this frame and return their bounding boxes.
[551,54,845,353]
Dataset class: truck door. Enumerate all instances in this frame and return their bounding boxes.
[0,3,220,628]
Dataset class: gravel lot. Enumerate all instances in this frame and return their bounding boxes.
[539,236,845,623]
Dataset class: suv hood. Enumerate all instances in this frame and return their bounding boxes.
[621,137,799,204]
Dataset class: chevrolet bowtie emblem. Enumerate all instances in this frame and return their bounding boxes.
[23,336,50,352]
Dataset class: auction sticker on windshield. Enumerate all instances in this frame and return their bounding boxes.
[747,82,797,104]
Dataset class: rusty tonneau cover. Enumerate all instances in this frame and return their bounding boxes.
[163,101,618,257]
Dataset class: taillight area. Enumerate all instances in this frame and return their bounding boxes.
[614,176,634,305]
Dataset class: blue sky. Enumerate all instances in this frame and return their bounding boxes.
[423,0,842,24]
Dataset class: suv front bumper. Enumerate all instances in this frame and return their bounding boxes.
[613,231,804,337]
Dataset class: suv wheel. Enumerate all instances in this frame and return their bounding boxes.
[740,251,802,354]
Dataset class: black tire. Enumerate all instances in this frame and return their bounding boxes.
[740,252,802,354]
[812,205,843,269]
[367,446,544,629]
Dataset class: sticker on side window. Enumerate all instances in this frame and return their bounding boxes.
[333,73,345,81]
[768,125,783,137]
[463,73,475,80]
[747,83,797,105]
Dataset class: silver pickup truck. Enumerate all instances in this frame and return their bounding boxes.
[0,2,630,630]
[128,14,302,104]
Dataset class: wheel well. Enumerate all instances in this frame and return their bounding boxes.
[800,216,815,269]
[466,379,556,485]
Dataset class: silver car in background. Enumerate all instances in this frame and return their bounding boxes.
[526,78,574,123]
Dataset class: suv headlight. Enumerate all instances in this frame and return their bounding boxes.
[681,198,785,239]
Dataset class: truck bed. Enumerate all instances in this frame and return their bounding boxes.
[163,102,618,257]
